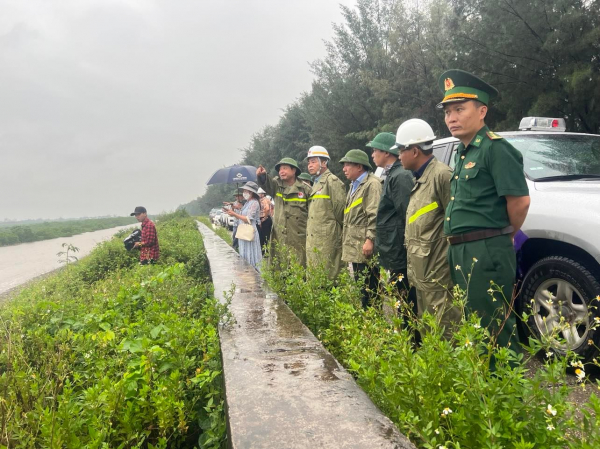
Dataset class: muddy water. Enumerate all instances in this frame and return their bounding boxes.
[0,224,137,295]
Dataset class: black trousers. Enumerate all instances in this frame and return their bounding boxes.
[258,216,272,254]
[352,263,380,309]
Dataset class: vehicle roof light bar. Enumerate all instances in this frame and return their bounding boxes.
[519,117,567,132]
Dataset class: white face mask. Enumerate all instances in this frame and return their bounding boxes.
[242,192,251,200]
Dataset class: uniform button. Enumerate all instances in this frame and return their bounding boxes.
[454,175,458,179]
[451,196,455,200]
[461,155,465,160]
[465,175,469,179]
[446,217,450,221]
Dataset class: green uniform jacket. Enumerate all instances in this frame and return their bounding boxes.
[445,126,529,350]
[342,173,382,264]
[375,160,414,271]
[405,158,452,292]
[405,158,460,335]
[258,174,310,266]
[306,169,346,279]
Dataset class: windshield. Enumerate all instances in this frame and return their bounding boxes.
[504,134,600,180]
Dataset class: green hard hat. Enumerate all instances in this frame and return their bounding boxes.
[339,149,373,171]
[298,173,313,182]
[275,157,301,176]
[366,132,398,155]
[437,69,499,108]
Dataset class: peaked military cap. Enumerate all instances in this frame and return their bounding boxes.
[275,157,301,176]
[437,69,499,108]
[366,132,398,155]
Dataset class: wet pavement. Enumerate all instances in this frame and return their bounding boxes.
[0,224,136,295]
[197,222,415,449]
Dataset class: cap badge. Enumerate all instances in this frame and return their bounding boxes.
[444,78,455,91]
[465,162,476,169]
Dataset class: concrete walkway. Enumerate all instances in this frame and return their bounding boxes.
[197,222,415,449]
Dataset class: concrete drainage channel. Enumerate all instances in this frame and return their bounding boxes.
[197,222,415,449]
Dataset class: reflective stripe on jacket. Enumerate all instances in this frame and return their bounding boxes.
[306,170,346,279]
[405,158,453,291]
[342,173,382,263]
[258,174,310,266]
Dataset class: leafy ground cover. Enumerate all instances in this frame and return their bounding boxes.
[0,210,226,448]
[0,217,138,247]
[261,245,600,449]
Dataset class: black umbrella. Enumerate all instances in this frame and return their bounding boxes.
[206,165,257,186]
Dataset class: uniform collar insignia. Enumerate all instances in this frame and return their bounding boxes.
[465,161,476,169]
[470,134,484,148]
[444,78,455,91]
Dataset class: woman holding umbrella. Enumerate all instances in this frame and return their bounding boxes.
[224,181,263,271]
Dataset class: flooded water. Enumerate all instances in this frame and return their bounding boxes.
[0,224,137,295]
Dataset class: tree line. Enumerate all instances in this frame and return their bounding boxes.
[182,0,600,215]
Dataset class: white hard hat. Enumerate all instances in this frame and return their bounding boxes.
[306,145,330,160]
[391,119,436,150]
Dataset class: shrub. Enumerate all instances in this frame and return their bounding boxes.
[262,244,600,449]
[0,213,225,448]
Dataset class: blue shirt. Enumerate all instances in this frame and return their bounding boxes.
[351,171,368,195]
[413,156,433,180]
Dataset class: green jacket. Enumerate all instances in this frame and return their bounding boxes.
[306,169,346,279]
[342,173,382,264]
[258,174,310,266]
[405,157,453,292]
[375,160,414,271]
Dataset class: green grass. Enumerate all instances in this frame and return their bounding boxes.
[0,216,138,247]
[262,244,600,449]
[0,210,226,448]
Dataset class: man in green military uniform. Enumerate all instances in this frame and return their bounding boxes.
[368,132,414,300]
[305,146,346,279]
[395,119,460,337]
[438,69,530,350]
[340,149,383,308]
[257,158,311,266]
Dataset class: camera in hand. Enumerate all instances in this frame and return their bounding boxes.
[123,229,142,251]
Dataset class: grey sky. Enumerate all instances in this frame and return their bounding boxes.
[0,0,353,220]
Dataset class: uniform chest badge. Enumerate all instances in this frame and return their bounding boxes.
[298,192,304,198]
[464,162,476,169]
[316,188,323,195]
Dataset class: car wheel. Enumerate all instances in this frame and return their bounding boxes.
[520,256,600,361]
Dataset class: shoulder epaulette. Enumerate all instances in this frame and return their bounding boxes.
[486,131,503,140]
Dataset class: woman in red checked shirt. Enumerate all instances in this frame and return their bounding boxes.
[131,206,160,264]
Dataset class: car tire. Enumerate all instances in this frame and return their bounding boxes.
[520,256,600,362]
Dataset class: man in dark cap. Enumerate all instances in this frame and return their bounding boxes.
[131,206,160,265]
[368,132,414,304]
[438,69,530,351]
[340,149,382,308]
[257,158,310,266]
